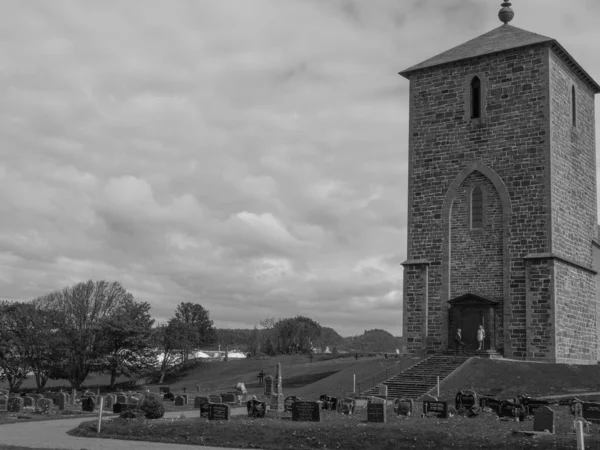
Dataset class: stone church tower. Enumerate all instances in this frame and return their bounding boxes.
[400,2,600,364]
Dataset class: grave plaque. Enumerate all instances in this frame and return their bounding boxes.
[200,402,210,419]
[292,401,321,422]
[378,384,388,398]
[319,395,338,411]
[23,396,34,407]
[394,398,414,416]
[247,399,266,418]
[208,403,230,421]
[209,394,222,403]
[113,403,134,414]
[175,395,185,406]
[582,402,600,424]
[533,406,555,433]
[455,390,477,410]
[222,393,236,403]
[194,396,210,409]
[423,401,448,419]
[264,376,274,397]
[82,397,95,412]
[58,393,68,411]
[498,400,526,421]
[163,392,174,401]
[284,396,299,412]
[367,402,387,423]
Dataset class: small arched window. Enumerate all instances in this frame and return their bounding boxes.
[471,77,481,119]
[571,85,577,127]
[471,185,483,229]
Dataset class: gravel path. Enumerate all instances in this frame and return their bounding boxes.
[0,410,245,450]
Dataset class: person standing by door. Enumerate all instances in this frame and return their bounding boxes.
[455,328,464,355]
[477,325,485,351]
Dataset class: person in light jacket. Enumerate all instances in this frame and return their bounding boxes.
[477,325,485,351]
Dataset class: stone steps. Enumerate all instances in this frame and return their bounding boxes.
[362,355,470,400]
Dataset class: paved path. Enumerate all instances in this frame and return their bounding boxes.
[0,411,245,450]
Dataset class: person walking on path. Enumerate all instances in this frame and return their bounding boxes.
[454,328,464,355]
[477,325,485,351]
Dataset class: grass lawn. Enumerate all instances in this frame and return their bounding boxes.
[69,404,599,449]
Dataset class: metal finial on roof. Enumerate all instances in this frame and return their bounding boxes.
[498,1,514,24]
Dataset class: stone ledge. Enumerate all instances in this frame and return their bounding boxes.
[523,253,597,275]
[401,259,431,266]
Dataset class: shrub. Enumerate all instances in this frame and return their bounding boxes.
[120,408,145,419]
[139,394,165,419]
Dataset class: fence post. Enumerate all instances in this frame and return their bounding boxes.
[353,374,356,394]
[437,376,440,397]
[575,419,584,450]
[97,396,104,434]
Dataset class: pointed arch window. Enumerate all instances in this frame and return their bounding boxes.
[471,185,483,229]
[470,77,481,119]
[571,85,577,127]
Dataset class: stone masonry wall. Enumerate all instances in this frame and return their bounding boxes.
[554,260,597,364]
[404,45,549,356]
[549,50,597,267]
[450,171,504,345]
[403,264,428,354]
[525,259,555,360]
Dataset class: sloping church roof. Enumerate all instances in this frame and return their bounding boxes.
[400,24,600,93]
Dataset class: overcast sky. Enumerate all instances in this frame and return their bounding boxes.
[1,1,599,337]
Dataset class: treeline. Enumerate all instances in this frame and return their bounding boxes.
[0,280,216,392]
[215,325,404,354]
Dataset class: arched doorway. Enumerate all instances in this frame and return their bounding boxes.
[448,294,498,351]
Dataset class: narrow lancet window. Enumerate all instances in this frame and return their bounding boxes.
[572,85,577,127]
[471,185,483,229]
[471,77,481,119]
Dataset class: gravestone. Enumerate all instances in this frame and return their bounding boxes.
[272,363,284,412]
[180,394,189,404]
[341,397,356,415]
[480,397,501,412]
[292,401,321,422]
[284,396,299,412]
[367,401,387,423]
[58,393,68,411]
[113,403,135,414]
[159,386,170,394]
[571,400,584,419]
[8,397,23,413]
[517,395,549,415]
[116,394,128,404]
[194,396,210,409]
[104,395,116,409]
[209,394,222,404]
[175,395,185,406]
[222,393,236,403]
[37,398,52,412]
[247,399,266,418]
[208,403,230,421]
[235,382,247,395]
[200,402,210,419]
[23,396,35,407]
[163,392,174,401]
[498,400,526,421]
[271,393,284,413]
[82,397,95,412]
[581,402,600,424]
[0,397,8,412]
[394,397,414,416]
[264,375,274,397]
[533,406,555,433]
[30,393,44,401]
[455,390,477,410]
[423,400,448,418]
[378,384,388,398]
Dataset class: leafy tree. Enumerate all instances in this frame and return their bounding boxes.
[0,301,32,392]
[36,280,134,390]
[273,316,321,354]
[98,298,156,389]
[173,302,216,361]
[248,326,260,356]
[153,318,196,383]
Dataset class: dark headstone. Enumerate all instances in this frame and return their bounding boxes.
[194,396,210,409]
[208,403,230,421]
[284,396,299,412]
[23,396,34,407]
[517,395,549,415]
[116,394,128,404]
[264,375,274,397]
[498,400,526,421]
[82,397,95,412]
[423,401,448,419]
[394,397,414,416]
[58,393,68,411]
[200,402,210,419]
[0,397,7,412]
[222,393,236,403]
[113,403,135,414]
[367,402,387,423]
[533,406,555,433]
[174,395,185,406]
[455,390,477,410]
[246,399,266,418]
[319,395,338,411]
[292,401,321,422]
[581,401,600,424]
[163,392,174,401]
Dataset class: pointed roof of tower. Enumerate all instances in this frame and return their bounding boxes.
[400,24,600,93]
